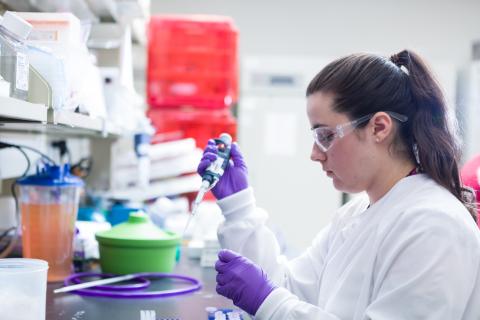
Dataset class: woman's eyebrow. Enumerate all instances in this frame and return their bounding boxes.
[311,123,329,130]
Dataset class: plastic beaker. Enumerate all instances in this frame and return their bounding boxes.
[17,164,83,282]
[0,258,48,320]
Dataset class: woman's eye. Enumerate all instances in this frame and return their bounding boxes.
[321,131,335,142]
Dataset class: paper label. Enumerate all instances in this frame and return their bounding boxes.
[28,30,58,41]
[15,52,28,91]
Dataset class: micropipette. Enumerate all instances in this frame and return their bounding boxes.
[183,133,232,236]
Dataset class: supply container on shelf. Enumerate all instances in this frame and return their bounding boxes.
[147,15,238,109]
[0,11,32,100]
[17,163,84,282]
[147,108,237,147]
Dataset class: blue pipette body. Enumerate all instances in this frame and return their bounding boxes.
[183,134,232,236]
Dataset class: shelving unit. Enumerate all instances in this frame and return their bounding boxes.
[0,97,120,138]
[48,109,120,138]
[0,96,47,122]
[0,5,144,193]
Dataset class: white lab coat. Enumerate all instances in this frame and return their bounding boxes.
[216,174,480,319]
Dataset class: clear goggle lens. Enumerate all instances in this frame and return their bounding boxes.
[311,111,408,152]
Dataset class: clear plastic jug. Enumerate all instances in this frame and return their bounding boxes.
[17,164,83,282]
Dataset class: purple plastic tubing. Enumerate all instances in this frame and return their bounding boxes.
[63,272,202,298]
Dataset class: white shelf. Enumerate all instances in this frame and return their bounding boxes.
[0,97,119,138]
[0,97,47,122]
[48,109,119,137]
[86,0,148,22]
[49,109,103,131]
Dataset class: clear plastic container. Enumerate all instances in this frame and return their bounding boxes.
[17,164,83,282]
[0,258,48,320]
[0,11,32,100]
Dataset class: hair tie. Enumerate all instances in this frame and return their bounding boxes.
[399,65,409,75]
[413,142,422,169]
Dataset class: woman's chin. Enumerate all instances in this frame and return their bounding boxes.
[332,177,360,194]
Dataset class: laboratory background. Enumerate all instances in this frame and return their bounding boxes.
[0,0,479,319]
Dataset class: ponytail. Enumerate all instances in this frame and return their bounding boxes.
[390,50,477,221]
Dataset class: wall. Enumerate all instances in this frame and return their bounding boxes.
[151,0,480,64]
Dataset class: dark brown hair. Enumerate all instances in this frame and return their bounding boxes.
[306,49,477,221]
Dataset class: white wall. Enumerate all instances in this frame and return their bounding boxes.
[151,0,480,65]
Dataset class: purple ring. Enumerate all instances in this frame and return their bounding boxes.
[63,272,202,299]
[66,272,151,291]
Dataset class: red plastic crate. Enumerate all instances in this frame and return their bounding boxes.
[147,15,238,110]
[148,108,237,148]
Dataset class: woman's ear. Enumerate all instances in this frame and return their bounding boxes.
[371,112,394,143]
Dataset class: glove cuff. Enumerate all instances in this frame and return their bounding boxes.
[252,281,277,316]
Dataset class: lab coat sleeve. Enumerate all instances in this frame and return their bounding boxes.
[217,187,333,304]
[256,288,341,320]
[365,208,480,319]
[217,187,281,271]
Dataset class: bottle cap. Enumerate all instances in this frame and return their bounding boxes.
[17,163,84,187]
[1,11,32,40]
[95,211,180,247]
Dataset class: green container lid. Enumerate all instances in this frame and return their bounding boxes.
[95,212,180,248]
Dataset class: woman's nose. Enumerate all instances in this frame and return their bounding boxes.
[311,143,327,162]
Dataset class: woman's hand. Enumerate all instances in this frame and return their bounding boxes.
[197,140,249,199]
[215,249,277,315]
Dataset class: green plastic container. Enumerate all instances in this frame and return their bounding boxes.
[95,212,181,274]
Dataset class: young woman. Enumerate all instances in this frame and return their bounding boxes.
[198,50,480,319]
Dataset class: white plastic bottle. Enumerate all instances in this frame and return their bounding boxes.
[0,11,32,100]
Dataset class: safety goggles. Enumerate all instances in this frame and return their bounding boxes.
[311,111,408,152]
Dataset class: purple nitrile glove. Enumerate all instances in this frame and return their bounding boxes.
[215,249,277,316]
[197,140,248,200]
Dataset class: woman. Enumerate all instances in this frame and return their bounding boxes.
[198,50,480,319]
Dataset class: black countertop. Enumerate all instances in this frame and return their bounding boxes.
[46,255,247,320]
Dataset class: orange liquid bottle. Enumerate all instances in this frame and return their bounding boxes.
[21,202,77,282]
[17,164,83,283]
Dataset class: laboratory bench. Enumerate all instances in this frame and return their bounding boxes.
[46,254,247,320]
